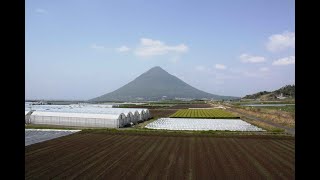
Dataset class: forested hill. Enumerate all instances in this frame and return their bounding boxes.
[243,85,295,100]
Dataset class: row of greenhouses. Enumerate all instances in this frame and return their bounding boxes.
[25,104,151,128]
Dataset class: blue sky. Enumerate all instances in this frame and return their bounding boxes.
[26,0,295,100]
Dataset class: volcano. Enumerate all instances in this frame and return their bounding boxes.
[89,66,238,102]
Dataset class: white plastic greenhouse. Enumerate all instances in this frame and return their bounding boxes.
[25,103,151,128]
[29,111,127,128]
[25,105,151,120]
[25,110,33,124]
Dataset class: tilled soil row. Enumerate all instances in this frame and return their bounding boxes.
[25,132,295,179]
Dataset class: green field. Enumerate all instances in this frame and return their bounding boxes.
[170,109,240,119]
[255,105,295,113]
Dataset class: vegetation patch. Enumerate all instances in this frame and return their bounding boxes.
[170,109,240,119]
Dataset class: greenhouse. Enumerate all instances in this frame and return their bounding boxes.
[29,111,128,128]
[25,104,151,121]
[25,110,34,124]
[25,103,151,127]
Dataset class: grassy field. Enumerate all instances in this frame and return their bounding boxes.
[253,105,295,113]
[231,100,295,105]
[170,109,240,119]
[223,104,295,128]
[25,131,294,179]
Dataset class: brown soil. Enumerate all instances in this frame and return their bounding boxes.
[25,132,295,179]
[149,109,178,118]
[167,103,212,109]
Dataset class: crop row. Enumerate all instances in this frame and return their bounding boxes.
[170,109,240,119]
[25,132,294,179]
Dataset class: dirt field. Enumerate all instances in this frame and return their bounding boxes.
[25,132,294,179]
[167,103,212,109]
[149,109,178,118]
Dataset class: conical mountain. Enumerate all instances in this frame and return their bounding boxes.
[89,66,238,102]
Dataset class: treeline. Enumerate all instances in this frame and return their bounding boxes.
[243,91,270,99]
[273,85,295,97]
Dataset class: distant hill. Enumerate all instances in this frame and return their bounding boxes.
[243,85,295,100]
[89,66,239,102]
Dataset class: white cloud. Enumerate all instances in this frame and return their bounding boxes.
[116,46,130,52]
[266,31,295,52]
[215,64,227,70]
[242,69,272,78]
[272,56,295,66]
[35,8,47,14]
[259,67,269,72]
[240,53,266,63]
[243,71,259,78]
[134,38,188,57]
[213,72,237,80]
[169,56,180,63]
[91,44,105,50]
[195,65,206,71]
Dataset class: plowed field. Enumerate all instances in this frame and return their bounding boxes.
[25,132,294,179]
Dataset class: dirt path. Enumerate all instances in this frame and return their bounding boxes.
[227,108,295,135]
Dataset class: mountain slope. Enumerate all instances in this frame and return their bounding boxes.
[243,85,295,100]
[90,66,238,102]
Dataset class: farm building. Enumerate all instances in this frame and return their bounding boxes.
[29,111,128,128]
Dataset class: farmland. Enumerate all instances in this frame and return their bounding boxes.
[149,109,179,118]
[252,105,295,113]
[146,118,264,131]
[25,129,80,146]
[25,131,294,179]
[170,109,240,119]
[117,102,212,109]
[224,102,295,128]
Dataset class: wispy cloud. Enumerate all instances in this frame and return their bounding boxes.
[116,46,130,52]
[134,38,188,57]
[169,56,180,63]
[90,44,106,50]
[241,67,271,78]
[215,64,227,70]
[240,53,266,63]
[266,31,295,52]
[195,65,206,71]
[272,56,295,66]
[259,67,269,72]
[35,8,47,14]
[243,71,260,78]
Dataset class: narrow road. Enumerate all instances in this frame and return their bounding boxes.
[227,108,295,135]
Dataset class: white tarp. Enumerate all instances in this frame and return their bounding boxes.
[25,129,80,146]
[146,118,265,131]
